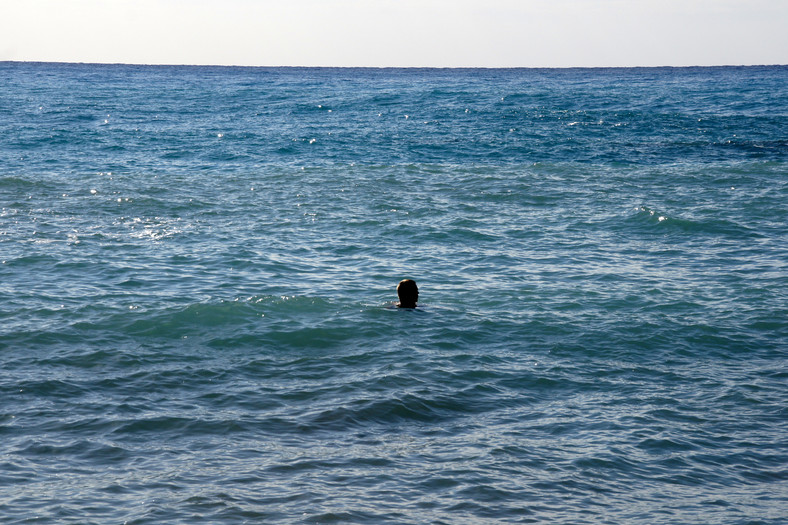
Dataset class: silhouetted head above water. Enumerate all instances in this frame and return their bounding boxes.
[396,279,419,308]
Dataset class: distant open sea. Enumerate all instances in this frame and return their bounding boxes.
[1,62,787,524]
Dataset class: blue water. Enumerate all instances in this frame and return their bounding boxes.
[1,62,787,524]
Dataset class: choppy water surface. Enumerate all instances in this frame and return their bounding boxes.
[1,62,787,523]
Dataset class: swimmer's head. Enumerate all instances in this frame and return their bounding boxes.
[396,279,418,308]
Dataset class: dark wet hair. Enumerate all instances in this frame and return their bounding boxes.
[397,279,418,307]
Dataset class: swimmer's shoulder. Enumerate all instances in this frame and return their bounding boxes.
[386,303,427,311]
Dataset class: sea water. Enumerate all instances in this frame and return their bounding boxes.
[1,62,786,524]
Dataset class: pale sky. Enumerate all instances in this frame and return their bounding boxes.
[1,0,786,67]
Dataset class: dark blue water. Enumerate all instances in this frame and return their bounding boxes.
[1,62,787,524]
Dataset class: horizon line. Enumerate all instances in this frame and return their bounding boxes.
[3,60,787,70]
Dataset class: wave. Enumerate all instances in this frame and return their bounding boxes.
[0,175,45,191]
[0,295,386,352]
[626,206,761,237]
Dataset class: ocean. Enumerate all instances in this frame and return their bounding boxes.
[1,62,786,524]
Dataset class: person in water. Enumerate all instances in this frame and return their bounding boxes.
[396,279,419,308]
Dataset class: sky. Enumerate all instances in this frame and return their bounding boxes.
[1,0,787,68]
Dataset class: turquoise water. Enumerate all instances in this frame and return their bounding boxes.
[1,62,787,523]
